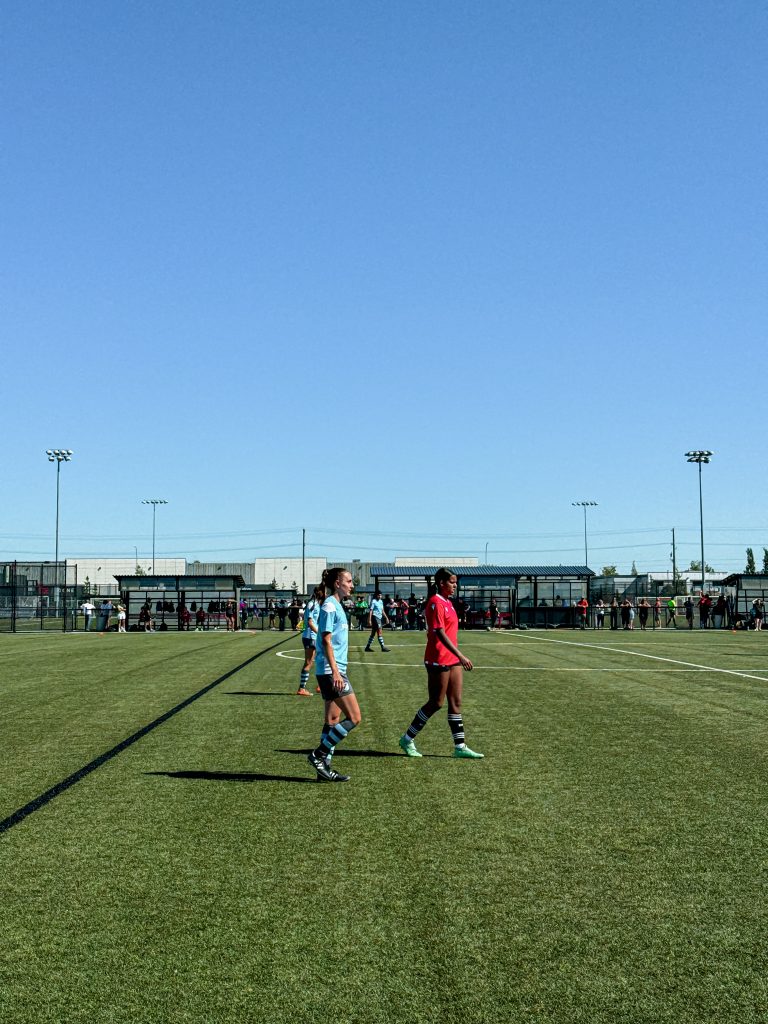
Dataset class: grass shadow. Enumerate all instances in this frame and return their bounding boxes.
[277,747,451,759]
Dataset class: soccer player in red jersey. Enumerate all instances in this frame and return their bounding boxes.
[398,568,484,759]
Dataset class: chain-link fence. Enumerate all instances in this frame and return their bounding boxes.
[0,562,78,632]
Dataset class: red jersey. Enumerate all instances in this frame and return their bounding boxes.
[424,594,460,666]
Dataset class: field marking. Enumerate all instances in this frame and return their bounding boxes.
[506,633,768,684]
[275,650,768,674]
[0,633,297,837]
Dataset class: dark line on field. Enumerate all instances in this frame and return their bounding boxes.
[0,634,299,836]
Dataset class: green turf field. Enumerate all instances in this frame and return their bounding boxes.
[1,627,767,1023]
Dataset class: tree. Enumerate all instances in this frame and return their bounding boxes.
[689,559,714,574]
[746,548,756,574]
[270,577,278,589]
[134,564,147,576]
[763,548,768,573]
[82,576,92,598]
[630,560,638,576]
[600,566,617,577]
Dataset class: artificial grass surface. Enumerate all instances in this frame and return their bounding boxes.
[1,628,767,1023]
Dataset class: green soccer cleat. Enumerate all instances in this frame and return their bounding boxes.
[399,734,423,758]
[453,745,484,759]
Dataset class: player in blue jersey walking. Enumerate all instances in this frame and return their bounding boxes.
[364,590,391,653]
[307,567,362,782]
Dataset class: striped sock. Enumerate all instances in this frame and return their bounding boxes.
[299,670,310,687]
[448,714,465,748]
[316,718,357,756]
[378,635,386,649]
[406,706,434,741]
[321,723,335,761]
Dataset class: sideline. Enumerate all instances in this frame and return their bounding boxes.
[0,633,298,837]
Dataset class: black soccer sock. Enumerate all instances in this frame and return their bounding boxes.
[448,713,466,747]
[405,705,435,741]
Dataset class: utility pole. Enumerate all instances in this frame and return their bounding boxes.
[671,528,677,592]
[302,528,306,595]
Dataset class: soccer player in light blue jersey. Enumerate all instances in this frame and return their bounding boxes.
[364,591,391,653]
[307,567,362,783]
[297,586,323,696]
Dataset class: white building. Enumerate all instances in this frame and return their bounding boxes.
[252,557,326,591]
[71,557,187,588]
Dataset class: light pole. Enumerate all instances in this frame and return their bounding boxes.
[141,499,168,572]
[685,451,713,593]
[572,501,598,567]
[46,449,73,575]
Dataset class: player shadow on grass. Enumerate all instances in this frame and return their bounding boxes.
[225,691,297,697]
[277,748,452,759]
[145,770,315,784]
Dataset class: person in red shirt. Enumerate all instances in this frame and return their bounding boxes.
[576,597,589,630]
[398,568,483,760]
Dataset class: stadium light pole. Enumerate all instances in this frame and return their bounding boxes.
[685,451,713,593]
[46,449,73,574]
[572,501,598,568]
[141,499,168,572]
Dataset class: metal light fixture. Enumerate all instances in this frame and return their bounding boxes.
[685,451,713,593]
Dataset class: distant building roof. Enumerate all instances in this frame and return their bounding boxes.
[369,564,594,578]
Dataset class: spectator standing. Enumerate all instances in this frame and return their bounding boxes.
[116,602,127,633]
[239,599,249,631]
[576,596,589,630]
[713,595,726,629]
[653,596,661,629]
[225,599,237,631]
[288,599,301,631]
[99,599,113,632]
[638,598,650,631]
[276,600,288,631]
[753,598,764,631]
[195,607,208,631]
[698,593,711,629]
[594,599,605,629]
[609,597,619,630]
[684,596,695,629]
[666,597,678,627]
[620,598,631,630]
[80,599,96,631]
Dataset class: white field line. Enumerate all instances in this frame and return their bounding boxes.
[503,632,768,684]
[275,649,768,674]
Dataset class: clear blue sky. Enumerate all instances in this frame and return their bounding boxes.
[2,0,766,573]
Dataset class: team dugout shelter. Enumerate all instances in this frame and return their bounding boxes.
[115,574,246,630]
[368,565,595,628]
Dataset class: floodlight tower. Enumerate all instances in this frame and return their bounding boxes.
[685,451,713,593]
[141,499,168,572]
[572,501,598,568]
[46,449,73,574]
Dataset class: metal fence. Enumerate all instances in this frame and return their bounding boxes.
[0,562,79,632]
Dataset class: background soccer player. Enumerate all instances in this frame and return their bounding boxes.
[364,590,390,653]
[399,568,483,760]
[297,586,323,696]
[307,568,362,783]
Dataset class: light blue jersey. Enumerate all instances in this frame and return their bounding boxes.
[302,598,320,640]
[369,598,384,620]
[315,595,349,675]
